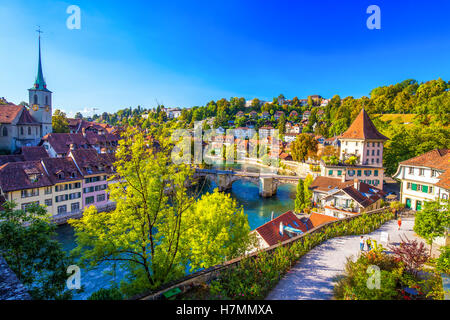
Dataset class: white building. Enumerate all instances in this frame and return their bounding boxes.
[393,149,449,211]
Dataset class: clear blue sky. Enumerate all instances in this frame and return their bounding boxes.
[1,0,449,117]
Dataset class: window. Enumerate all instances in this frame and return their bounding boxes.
[419,168,425,176]
[22,201,39,211]
[377,142,380,147]
[357,170,361,177]
[407,182,411,189]
[57,205,67,214]
[422,185,428,193]
[85,196,95,205]
[376,158,380,164]
[411,183,417,191]
[97,194,106,202]
[45,199,52,206]
[21,127,24,135]
[374,170,378,176]
[377,150,380,156]
[409,167,414,174]
[443,194,448,200]
[366,150,369,156]
[34,94,38,104]
[372,150,375,156]
[364,170,372,176]
[371,159,374,164]
[44,187,52,195]
[45,96,48,105]
[71,202,80,212]
[28,127,31,135]
[2,127,7,137]
[21,189,39,198]
[431,170,437,177]
[328,170,333,176]
[337,170,342,176]
[429,186,433,194]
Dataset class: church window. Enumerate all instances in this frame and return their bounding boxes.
[2,127,7,136]
[21,127,24,135]
[45,96,48,105]
[34,94,38,105]
[28,127,31,135]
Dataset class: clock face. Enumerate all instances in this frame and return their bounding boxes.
[32,104,39,111]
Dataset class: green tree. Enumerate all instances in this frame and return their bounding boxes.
[182,191,253,271]
[414,199,450,254]
[295,179,305,213]
[277,113,286,134]
[291,133,318,162]
[0,202,73,300]
[52,109,69,133]
[303,174,314,208]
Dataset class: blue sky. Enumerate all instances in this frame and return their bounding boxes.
[0,0,449,117]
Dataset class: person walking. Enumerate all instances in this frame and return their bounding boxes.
[398,217,402,231]
[366,238,372,251]
[360,236,365,251]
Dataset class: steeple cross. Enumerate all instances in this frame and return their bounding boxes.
[36,26,43,37]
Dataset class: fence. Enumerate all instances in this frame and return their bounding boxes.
[133,207,391,300]
[51,202,116,225]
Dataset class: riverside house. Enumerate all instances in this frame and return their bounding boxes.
[41,157,83,216]
[321,109,388,189]
[0,161,53,212]
[393,149,449,211]
[69,149,115,210]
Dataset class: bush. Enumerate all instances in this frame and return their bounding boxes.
[434,245,450,274]
[88,287,124,300]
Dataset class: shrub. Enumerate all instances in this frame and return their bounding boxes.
[434,245,450,274]
[88,287,124,300]
[389,237,429,276]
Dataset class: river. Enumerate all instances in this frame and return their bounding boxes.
[55,163,297,299]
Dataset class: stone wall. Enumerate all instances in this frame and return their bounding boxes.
[0,256,31,300]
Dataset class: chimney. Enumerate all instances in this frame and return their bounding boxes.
[69,143,75,151]
[279,222,284,236]
[271,211,274,221]
[354,178,360,190]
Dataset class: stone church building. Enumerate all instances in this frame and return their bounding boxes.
[0,34,52,153]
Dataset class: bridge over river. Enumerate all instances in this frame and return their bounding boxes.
[195,168,303,197]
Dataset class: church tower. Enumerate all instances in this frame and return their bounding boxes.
[28,29,52,137]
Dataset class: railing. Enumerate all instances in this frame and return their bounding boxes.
[133,207,391,300]
[51,202,116,225]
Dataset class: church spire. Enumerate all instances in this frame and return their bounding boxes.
[33,27,48,91]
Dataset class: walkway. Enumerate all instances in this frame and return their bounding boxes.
[266,217,427,300]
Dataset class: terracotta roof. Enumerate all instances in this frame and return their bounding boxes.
[41,157,81,184]
[255,211,308,247]
[399,149,449,171]
[69,149,115,176]
[340,109,388,140]
[308,212,338,228]
[0,104,23,124]
[17,109,39,125]
[0,155,25,166]
[435,169,450,190]
[21,146,49,161]
[0,161,53,192]
[309,176,353,193]
[41,133,93,155]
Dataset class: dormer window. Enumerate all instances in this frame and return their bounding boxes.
[71,172,77,178]
[58,172,65,180]
[28,174,38,183]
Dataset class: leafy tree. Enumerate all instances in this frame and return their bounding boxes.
[277,113,286,134]
[414,200,450,254]
[0,202,74,300]
[291,133,318,162]
[52,109,69,133]
[74,112,83,119]
[70,127,253,297]
[182,191,253,271]
[303,174,314,208]
[295,179,305,213]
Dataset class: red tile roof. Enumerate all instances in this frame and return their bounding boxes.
[255,211,308,246]
[21,146,49,161]
[309,176,353,193]
[0,161,53,192]
[17,109,39,125]
[41,157,81,184]
[308,212,338,228]
[0,104,23,124]
[340,109,388,141]
[399,149,449,171]
[69,149,115,176]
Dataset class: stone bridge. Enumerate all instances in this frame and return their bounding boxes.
[194,168,301,197]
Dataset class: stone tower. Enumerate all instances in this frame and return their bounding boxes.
[28,30,52,138]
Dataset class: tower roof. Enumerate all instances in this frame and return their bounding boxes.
[31,32,50,92]
[340,109,388,140]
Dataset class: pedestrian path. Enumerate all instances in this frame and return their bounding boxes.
[266,217,426,300]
